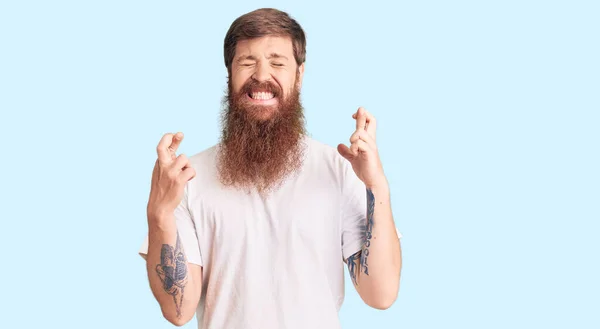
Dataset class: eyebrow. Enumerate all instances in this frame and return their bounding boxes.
[236,53,289,62]
[267,53,288,60]
[237,55,257,63]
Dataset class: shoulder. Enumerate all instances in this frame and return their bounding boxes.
[185,144,220,181]
[182,144,223,197]
[188,144,219,166]
[305,137,343,162]
[303,136,351,179]
[304,136,363,193]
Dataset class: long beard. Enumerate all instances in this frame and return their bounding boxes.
[217,78,306,194]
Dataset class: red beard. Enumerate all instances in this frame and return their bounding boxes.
[217,77,306,194]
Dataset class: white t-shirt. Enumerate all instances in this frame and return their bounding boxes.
[139,137,401,329]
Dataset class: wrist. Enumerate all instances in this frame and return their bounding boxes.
[148,221,177,236]
[366,175,389,191]
[147,208,176,232]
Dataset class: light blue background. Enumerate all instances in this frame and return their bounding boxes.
[1,0,598,328]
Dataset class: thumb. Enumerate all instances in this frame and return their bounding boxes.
[180,166,196,182]
[337,144,354,161]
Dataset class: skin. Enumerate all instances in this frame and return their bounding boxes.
[231,36,305,119]
[146,36,304,326]
[145,36,402,326]
[146,132,202,326]
[338,108,403,309]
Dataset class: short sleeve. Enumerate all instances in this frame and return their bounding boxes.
[138,184,203,266]
[341,162,402,260]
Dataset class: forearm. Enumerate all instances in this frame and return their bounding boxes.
[146,216,200,326]
[348,182,402,309]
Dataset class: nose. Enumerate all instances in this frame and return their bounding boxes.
[251,61,272,83]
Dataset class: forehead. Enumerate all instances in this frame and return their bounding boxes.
[234,36,294,59]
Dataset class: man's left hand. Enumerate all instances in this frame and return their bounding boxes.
[337,107,387,189]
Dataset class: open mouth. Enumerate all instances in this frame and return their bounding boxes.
[245,90,278,105]
[248,91,275,100]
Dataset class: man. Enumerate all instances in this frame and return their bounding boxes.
[139,8,402,328]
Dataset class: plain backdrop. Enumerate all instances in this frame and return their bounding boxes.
[1,1,598,328]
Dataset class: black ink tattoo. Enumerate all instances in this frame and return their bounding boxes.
[346,189,376,287]
[346,251,361,286]
[156,233,188,318]
[361,188,375,276]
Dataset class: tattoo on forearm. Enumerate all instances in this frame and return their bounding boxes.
[155,233,188,318]
[346,188,376,286]
[361,188,375,276]
[347,251,361,286]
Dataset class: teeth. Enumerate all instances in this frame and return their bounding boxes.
[251,92,274,100]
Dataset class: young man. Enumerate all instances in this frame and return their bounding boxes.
[139,8,402,328]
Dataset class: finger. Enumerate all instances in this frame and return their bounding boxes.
[169,132,184,154]
[156,133,175,164]
[350,140,371,156]
[356,139,371,153]
[362,110,377,138]
[179,167,196,182]
[174,154,189,170]
[350,129,375,146]
[350,142,359,156]
[337,144,354,161]
[355,107,367,131]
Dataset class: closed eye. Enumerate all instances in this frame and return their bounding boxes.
[272,63,284,67]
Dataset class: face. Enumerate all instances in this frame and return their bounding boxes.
[230,36,305,121]
[218,36,307,194]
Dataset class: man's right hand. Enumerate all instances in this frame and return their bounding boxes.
[144,132,202,326]
[147,132,196,222]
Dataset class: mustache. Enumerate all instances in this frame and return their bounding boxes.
[239,80,282,97]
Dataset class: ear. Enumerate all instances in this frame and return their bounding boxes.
[296,63,305,90]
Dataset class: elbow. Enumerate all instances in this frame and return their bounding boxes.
[167,319,186,327]
[365,281,400,310]
[367,292,398,310]
[163,310,193,327]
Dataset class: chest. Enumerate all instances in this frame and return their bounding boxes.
[189,174,343,265]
